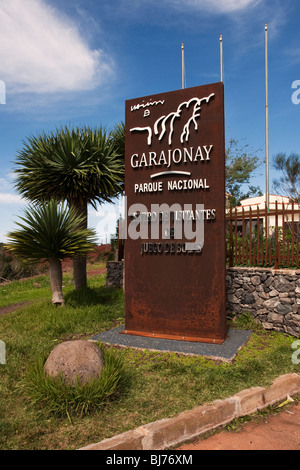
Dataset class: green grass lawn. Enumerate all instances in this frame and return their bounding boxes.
[0,271,299,450]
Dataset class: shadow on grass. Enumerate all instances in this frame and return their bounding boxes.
[64,286,123,308]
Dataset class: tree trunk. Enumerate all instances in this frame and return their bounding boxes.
[70,199,88,290]
[48,258,64,305]
[73,255,87,290]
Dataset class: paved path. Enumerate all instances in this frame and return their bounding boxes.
[177,403,300,450]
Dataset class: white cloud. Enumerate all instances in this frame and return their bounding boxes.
[165,0,262,13]
[0,178,12,192]
[0,193,26,205]
[0,0,114,94]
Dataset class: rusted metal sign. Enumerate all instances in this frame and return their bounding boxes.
[123,83,227,344]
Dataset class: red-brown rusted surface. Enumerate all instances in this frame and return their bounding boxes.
[124,83,226,343]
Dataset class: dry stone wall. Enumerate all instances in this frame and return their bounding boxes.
[227,267,300,337]
[106,261,124,289]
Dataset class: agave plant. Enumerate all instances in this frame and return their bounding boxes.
[6,200,97,305]
[14,125,124,289]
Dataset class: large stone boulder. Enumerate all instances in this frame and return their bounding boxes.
[44,340,105,385]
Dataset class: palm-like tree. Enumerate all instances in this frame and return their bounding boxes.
[273,153,300,203]
[14,125,124,289]
[110,122,125,158]
[6,200,97,305]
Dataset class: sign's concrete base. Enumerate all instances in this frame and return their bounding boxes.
[90,326,252,363]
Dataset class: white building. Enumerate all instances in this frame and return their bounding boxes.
[230,194,300,238]
[239,193,299,210]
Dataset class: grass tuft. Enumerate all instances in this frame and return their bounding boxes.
[20,343,128,419]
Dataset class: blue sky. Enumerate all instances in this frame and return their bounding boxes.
[0,0,299,243]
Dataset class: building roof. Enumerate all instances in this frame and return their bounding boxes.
[236,194,300,211]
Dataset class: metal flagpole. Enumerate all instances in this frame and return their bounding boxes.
[182,42,185,89]
[265,23,270,215]
[220,34,223,82]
